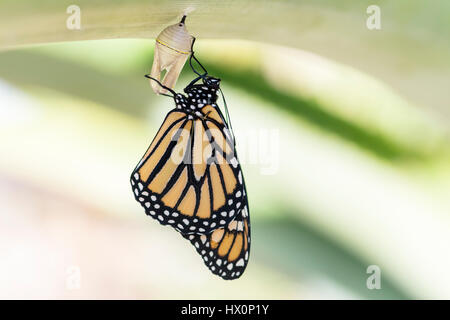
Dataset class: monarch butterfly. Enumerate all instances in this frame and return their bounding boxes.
[130,37,250,280]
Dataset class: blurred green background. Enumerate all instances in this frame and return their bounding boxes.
[1,1,450,299]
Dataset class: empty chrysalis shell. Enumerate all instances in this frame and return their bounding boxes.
[150,15,193,94]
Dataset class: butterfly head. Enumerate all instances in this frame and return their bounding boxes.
[203,76,221,89]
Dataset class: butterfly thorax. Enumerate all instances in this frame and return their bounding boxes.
[173,84,218,113]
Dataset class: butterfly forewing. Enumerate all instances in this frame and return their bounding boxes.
[131,104,243,235]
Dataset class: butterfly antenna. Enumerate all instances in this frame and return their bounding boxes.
[145,74,177,98]
[219,87,235,146]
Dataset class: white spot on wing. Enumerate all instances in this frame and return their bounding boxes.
[230,157,238,168]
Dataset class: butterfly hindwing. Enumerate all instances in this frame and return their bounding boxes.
[183,201,250,280]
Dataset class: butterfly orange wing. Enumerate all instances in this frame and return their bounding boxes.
[131,104,245,235]
[183,200,250,280]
